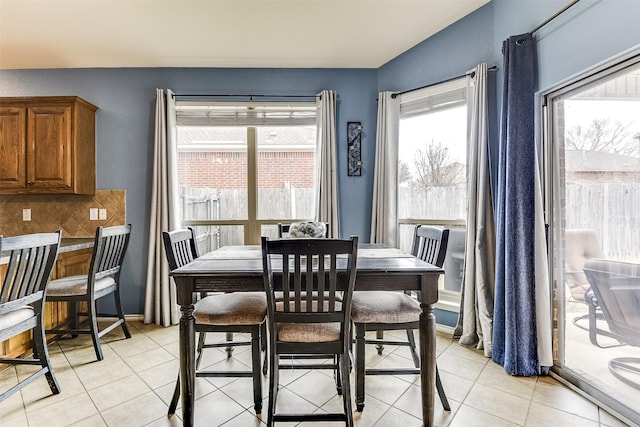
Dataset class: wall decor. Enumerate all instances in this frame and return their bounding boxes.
[347,121,362,176]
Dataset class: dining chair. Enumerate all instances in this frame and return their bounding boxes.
[351,225,450,412]
[163,227,267,416]
[0,231,61,402]
[45,224,132,361]
[261,235,358,426]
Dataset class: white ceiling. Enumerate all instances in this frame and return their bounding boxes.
[0,0,490,70]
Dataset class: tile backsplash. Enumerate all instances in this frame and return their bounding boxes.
[0,190,126,237]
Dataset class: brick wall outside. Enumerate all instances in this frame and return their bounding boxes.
[178,151,315,192]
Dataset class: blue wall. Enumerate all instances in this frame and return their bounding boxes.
[1,0,639,316]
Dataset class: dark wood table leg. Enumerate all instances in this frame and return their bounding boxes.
[419,301,436,427]
[419,271,440,427]
[177,281,196,427]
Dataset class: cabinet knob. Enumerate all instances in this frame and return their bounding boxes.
[27,181,33,186]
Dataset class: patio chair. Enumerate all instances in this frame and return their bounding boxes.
[351,225,450,412]
[163,228,267,416]
[583,258,640,389]
[565,229,622,347]
[46,225,132,361]
[0,231,61,402]
[261,235,358,426]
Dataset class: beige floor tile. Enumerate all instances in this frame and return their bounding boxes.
[361,372,413,406]
[138,359,180,390]
[72,358,136,390]
[435,351,486,382]
[351,394,390,426]
[526,401,600,426]
[393,381,460,426]
[108,333,160,359]
[123,346,175,373]
[375,406,423,427]
[476,362,537,399]
[143,414,184,427]
[219,410,265,426]
[191,389,247,426]
[2,408,29,427]
[449,404,520,427]
[26,393,100,427]
[286,370,341,407]
[443,341,490,365]
[218,372,267,411]
[7,320,633,427]
[101,391,168,427]
[436,369,475,403]
[87,374,151,412]
[273,386,321,414]
[532,377,599,421]
[69,414,108,427]
[463,382,530,425]
[599,408,633,427]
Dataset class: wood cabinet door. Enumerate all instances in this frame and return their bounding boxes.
[26,105,73,192]
[0,106,26,191]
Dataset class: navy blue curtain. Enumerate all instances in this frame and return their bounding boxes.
[493,33,539,376]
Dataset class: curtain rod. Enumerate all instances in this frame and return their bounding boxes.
[391,65,497,99]
[172,93,319,100]
[531,0,581,35]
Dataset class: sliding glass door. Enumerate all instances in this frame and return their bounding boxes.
[545,53,640,424]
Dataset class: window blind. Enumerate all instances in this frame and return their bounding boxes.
[176,101,317,126]
[399,77,468,118]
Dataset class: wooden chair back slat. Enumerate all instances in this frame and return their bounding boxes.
[410,225,450,268]
[90,225,132,282]
[162,227,199,271]
[0,231,61,311]
[262,236,358,325]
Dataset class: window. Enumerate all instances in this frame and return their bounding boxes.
[397,78,469,308]
[175,102,317,250]
[544,53,640,423]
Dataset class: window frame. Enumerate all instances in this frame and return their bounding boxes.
[397,77,469,311]
[175,100,318,245]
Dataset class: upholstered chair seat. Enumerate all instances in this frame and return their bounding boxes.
[351,291,420,324]
[194,292,267,325]
[47,275,115,297]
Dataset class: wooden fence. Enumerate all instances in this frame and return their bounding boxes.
[181,182,640,261]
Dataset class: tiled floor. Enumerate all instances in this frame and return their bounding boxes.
[0,320,632,427]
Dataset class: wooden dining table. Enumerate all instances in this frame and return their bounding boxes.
[170,244,444,426]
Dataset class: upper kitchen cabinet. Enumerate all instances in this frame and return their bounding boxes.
[0,96,98,195]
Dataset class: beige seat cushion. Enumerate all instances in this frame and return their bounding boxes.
[47,275,116,296]
[0,306,35,331]
[194,292,267,326]
[351,291,421,324]
[274,300,343,342]
[47,275,116,297]
[278,322,341,342]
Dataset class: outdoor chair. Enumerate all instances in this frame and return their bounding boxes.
[45,225,132,361]
[163,228,267,416]
[565,229,621,347]
[583,258,640,389]
[0,231,61,402]
[261,235,358,426]
[351,225,450,412]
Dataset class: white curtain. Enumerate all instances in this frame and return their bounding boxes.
[534,146,553,367]
[143,88,180,326]
[369,92,400,245]
[454,64,496,357]
[315,90,340,238]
